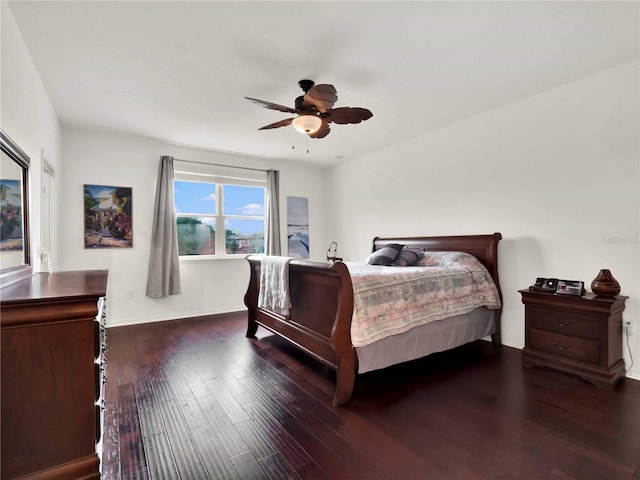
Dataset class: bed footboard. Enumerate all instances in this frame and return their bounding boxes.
[244,257,356,406]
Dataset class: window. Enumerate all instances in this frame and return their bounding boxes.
[174,173,265,257]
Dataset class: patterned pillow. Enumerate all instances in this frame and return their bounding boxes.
[392,248,422,266]
[366,243,404,266]
[415,251,481,268]
[414,251,448,267]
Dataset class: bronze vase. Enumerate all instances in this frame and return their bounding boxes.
[590,269,621,297]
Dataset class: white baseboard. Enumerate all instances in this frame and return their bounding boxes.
[106,305,248,328]
[498,341,640,382]
[105,312,640,383]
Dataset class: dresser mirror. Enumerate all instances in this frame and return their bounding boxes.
[0,129,31,283]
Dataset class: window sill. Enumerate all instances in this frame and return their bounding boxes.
[179,254,263,263]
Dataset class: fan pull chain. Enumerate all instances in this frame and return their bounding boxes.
[290,127,311,154]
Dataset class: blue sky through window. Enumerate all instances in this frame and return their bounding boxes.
[174,181,215,215]
[223,185,264,216]
[174,181,264,235]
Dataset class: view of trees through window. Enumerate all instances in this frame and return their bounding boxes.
[174,180,265,256]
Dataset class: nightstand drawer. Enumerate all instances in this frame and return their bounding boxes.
[529,308,599,339]
[530,329,599,364]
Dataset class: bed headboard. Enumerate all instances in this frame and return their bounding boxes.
[372,232,503,301]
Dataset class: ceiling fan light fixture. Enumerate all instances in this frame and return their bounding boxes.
[246,80,372,140]
[292,114,322,134]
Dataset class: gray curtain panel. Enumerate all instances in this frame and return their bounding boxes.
[265,169,281,256]
[145,155,181,298]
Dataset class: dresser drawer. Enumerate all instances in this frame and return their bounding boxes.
[530,329,599,364]
[529,308,599,339]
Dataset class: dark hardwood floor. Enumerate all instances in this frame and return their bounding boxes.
[102,312,640,480]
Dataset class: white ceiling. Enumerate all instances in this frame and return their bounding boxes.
[7,1,639,166]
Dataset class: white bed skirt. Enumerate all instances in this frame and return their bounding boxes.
[355,307,495,374]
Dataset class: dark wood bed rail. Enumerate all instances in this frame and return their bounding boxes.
[245,232,502,406]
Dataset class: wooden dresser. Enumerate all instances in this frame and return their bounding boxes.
[1,270,108,480]
[519,289,627,388]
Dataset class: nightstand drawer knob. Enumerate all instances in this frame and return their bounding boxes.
[552,341,571,350]
[555,320,571,327]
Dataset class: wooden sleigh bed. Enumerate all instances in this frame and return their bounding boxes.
[244,233,503,406]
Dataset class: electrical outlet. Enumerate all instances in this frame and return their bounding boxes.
[127,290,134,300]
[626,321,633,336]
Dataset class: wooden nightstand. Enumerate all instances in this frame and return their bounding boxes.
[519,289,627,388]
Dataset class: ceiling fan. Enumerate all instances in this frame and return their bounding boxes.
[245,79,373,138]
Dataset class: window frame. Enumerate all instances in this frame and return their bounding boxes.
[173,170,266,260]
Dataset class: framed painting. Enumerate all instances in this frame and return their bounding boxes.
[84,184,133,248]
[0,178,24,251]
[287,196,309,259]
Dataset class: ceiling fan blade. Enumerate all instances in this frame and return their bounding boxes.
[309,120,331,138]
[326,107,373,125]
[302,84,338,113]
[258,118,295,130]
[245,97,297,114]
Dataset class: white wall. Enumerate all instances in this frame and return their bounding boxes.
[1,3,62,272]
[327,61,640,380]
[59,128,330,327]
[5,0,638,379]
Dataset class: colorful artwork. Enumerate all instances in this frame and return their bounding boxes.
[0,179,23,251]
[84,184,133,248]
[287,196,309,259]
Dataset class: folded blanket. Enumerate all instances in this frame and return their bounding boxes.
[258,256,293,316]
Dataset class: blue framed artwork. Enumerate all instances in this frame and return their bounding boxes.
[287,196,309,259]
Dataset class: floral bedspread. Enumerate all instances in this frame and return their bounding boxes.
[345,262,501,347]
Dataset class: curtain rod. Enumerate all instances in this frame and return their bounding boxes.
[173,157,270,173]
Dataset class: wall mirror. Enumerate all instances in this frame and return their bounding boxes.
[0,129,31,286]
